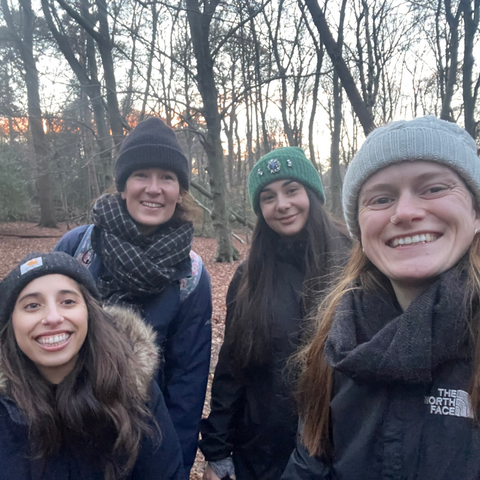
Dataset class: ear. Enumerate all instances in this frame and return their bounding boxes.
[121,191,126,200]
[176,191,183,204]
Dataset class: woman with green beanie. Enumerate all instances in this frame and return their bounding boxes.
[199,147,350,480]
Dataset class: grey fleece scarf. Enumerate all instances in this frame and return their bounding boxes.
[325,266,473,385]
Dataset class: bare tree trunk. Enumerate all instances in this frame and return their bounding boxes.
[330,0,347,218]
[461,0,480,138]
[185,0,236,262]
[122,2,139,118]
[250,9,270,154]
[95,0,124,149]
[81,90,101,203]
[2,0,56,227]
[264,0,297,145]
[303,0,376,136]
[140,2,158,121]
[299,0,324,170]
[440,0,461,121]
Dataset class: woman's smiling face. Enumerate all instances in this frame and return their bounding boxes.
[358,161,480,294]
[259,179,310,237]
[121,168,183,235]
[11,274,88,384]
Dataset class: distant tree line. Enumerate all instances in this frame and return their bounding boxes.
[0,0,479,260]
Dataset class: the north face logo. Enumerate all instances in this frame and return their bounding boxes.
[424,388,473,418]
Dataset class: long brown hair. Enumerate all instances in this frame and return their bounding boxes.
[226,187,350,374]
[0,285,156,479]
[298,235,480,456]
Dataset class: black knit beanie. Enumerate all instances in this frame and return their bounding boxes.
[0,252,101,327]
[115,117,190,192]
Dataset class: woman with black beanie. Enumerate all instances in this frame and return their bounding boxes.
[54,117,212,475]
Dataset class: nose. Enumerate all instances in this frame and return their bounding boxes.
[43,302,64,326]
[145,176,162,194]
[276,193,291,211]
[392,191,426,225]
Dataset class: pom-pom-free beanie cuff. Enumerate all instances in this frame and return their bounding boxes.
[0,252,101,327]
[115,117,190,191]
[248,147,325,214]
[342,116,480,238]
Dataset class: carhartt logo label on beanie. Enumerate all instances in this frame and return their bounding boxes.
[0,252,101,327]
[20,257,43,275]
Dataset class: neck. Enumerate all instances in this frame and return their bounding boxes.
[390,279,434,311]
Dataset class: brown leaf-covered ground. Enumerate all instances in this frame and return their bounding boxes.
[0,222,249,479]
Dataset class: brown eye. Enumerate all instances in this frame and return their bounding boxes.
[24,302,40,311]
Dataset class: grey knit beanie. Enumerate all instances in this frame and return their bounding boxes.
[0,252,101,326]
[342,115,480,238]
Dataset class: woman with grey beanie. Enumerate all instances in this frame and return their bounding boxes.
[282,116,480,479]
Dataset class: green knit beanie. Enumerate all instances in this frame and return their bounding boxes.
[248,147,325,214]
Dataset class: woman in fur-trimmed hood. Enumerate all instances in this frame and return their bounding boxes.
[0,252,185,480]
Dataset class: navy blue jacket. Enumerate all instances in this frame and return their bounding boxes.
[0,305,185,480]
[282,361,480,480]
[54,225,212,473]
[0,383,184,480]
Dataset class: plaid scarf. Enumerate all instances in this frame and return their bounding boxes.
[91,193,193,305]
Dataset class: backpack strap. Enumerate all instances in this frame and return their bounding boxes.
[73,224,96,269]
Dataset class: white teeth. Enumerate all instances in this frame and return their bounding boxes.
[37,333,70,346]
[391,234,437,248]
[142,202,162,208]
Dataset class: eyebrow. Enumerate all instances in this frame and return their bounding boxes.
[16,289,81,304]
[260,180,295,193]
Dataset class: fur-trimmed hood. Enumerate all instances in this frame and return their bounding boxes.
[0,305,158,400]
[105,305,159,399]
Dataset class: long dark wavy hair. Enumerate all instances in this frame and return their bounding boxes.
[0,285,156,479]
[226,187,350,374]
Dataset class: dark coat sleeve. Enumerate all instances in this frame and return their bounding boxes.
[131,381,186,480]
[162,266,212,474]
[281,423,333,480]
[198,263,246,462]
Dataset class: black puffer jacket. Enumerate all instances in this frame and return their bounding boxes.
[199,245,306,480]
